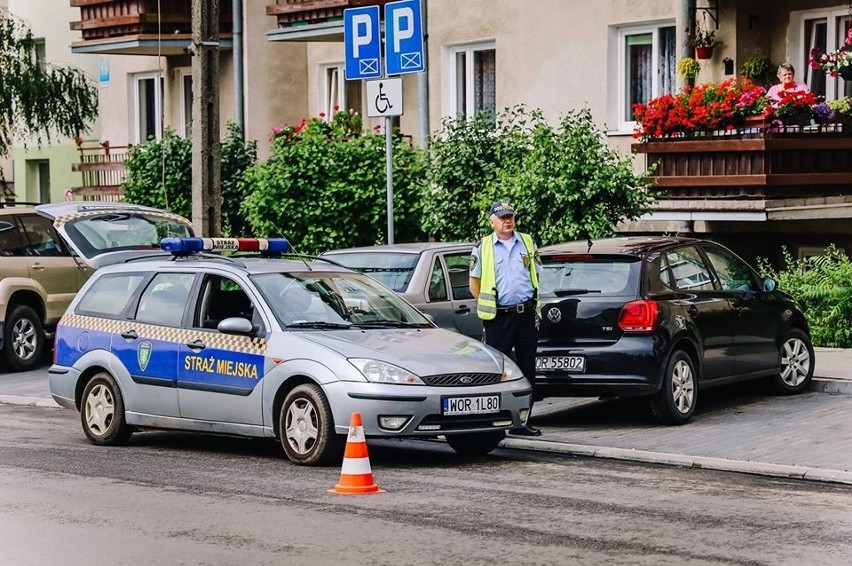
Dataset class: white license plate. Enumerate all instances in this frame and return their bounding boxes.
[442,395,500,416]
[536,355,586,373]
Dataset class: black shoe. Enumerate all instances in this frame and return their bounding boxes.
[509,425,541,437]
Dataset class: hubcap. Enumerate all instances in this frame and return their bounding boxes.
[12,317,37,361]
[780,338,810,387]
[671,360,695,415]
[85,384,115,436]
[285,398,319,455]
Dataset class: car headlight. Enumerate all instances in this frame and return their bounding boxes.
[349,358,424,385]
[501,355,525,382]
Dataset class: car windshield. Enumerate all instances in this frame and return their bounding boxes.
[251,271,432,328]
[63,213,193,257]
[539,256,639,296]
[322,252,418,292]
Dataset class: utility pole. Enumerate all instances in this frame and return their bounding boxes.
[191,0,222,237]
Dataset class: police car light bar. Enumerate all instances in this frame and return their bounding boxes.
[161,237,291,255]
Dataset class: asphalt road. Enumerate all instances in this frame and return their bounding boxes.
[1,404,850,566]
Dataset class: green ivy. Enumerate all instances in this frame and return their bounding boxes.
[424,106,658,244]
[242,111,427,254]
[758,245,852,347]
[0,10,97,157]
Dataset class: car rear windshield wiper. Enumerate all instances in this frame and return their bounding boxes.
[351,320,429,328]
[553,288,603,296]
[285,321,353,329]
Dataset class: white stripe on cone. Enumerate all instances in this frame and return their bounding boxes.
[348,426,365,442]
[340,457,373,475]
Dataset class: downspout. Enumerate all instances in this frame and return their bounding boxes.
[417,0,430,148]
[233,0,245,138]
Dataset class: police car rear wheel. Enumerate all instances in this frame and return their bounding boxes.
[81,372,132,445]
[280,384,343,466]
[445,430,505,457]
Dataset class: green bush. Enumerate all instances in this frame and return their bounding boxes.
[242,110,428,254]
[424,106,658,244]
[122,123,257,237]
[759,245,852,347]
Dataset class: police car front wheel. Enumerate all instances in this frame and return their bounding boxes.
[81,372,133,445]
[279,383,344,466]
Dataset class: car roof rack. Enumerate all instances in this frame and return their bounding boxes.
[0,201,42,208]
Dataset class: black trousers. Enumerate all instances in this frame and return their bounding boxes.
[483,306,538,396]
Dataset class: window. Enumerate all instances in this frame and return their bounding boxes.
[0,220,23,256]
[795,8,852,100]
[179,69,193,137]
[444,253,475,300]
[448,42,496,119]
[702,246,756,293]
[322,64,345,119]
[77,273,147,318]
[428,258,448,301]
[136,273,195,327]
[18,215,64,257]
[195,275,257,330]
[664,246,714,291]
[615,23,676,129]
[134,73,164,143]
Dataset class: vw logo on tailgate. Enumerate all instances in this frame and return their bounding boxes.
[546,307,562,323]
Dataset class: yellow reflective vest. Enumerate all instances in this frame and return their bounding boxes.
[476,232,540,320]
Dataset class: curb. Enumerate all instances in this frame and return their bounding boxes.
[0,395,60,408]
[500,437,852,486]
[811,376,852,396]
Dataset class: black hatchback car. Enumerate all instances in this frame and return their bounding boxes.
[535,236,814,424]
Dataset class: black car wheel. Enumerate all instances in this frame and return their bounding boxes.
[279,383,344,466]
[81,372,133,445]
[650,350,697,425]
[446,430,505,457]
[771,329,814,394]
[3,305,44,372]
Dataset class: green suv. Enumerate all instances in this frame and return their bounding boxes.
[0,202,193,371]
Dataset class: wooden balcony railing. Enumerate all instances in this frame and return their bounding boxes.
[632,123,852,200]
[70,0,232,41]
[267,0,392,30]
[71,141,129,201]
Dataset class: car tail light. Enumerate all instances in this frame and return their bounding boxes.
[617,300,658,332]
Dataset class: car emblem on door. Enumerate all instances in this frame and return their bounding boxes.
[138,341,153,371]
[546,307,561,323]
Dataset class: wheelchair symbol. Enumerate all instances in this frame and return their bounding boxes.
[374,82,393,114]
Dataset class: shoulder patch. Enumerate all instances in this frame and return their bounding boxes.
[469,254,478,271]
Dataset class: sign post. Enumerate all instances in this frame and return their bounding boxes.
[344,0,425,245]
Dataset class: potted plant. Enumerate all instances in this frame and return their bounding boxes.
[677,56,701,83]
[686,26,719,60]
[741,55,775,87]
[809,28,852,80]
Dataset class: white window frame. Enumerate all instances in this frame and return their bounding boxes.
[178,68,193,138]
[790,7,851,101]
[320,63,345,120]
[444,41,496,119]
[611,20,676,133]
[133,72,164,144]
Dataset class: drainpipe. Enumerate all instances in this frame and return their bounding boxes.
[682,0,696,59]
[417,0,430,148]
[233,0,245,138]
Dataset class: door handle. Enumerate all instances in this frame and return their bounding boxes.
[185,339,206,351]
[687,305,699,318]
[31,263,45,271]
[120,330,138,340]
[454,305,471,315]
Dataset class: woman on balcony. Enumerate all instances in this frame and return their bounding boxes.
[766,63,810,106]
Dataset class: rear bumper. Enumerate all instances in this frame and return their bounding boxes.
[535,335,664,398]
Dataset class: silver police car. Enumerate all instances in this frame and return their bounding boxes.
[49,237,532,465]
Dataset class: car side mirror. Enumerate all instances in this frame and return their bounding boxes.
[761,277,777,292]
[218,317,254,335]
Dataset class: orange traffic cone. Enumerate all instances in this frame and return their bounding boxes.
[329,412,384,494]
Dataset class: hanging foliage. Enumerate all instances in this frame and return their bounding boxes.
[0,9,98,157]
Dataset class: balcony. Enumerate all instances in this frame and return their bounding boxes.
[71,141,129,201]
[69,0,233,55]
[631,123,852,221]
[267,0,392,42]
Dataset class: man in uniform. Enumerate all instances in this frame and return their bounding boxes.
[469,201,541,436]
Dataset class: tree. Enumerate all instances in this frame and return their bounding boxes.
[424,106,658,245]
[0,9,98,158]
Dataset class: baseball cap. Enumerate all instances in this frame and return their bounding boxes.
[488,201,515,218]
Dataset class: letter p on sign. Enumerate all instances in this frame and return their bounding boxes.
[392,8,414,53]
[351,14,372,58]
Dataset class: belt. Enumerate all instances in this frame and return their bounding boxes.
[496,300,533,314]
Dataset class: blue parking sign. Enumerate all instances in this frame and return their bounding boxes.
[385,0,425,75]
[343,6,382,80]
